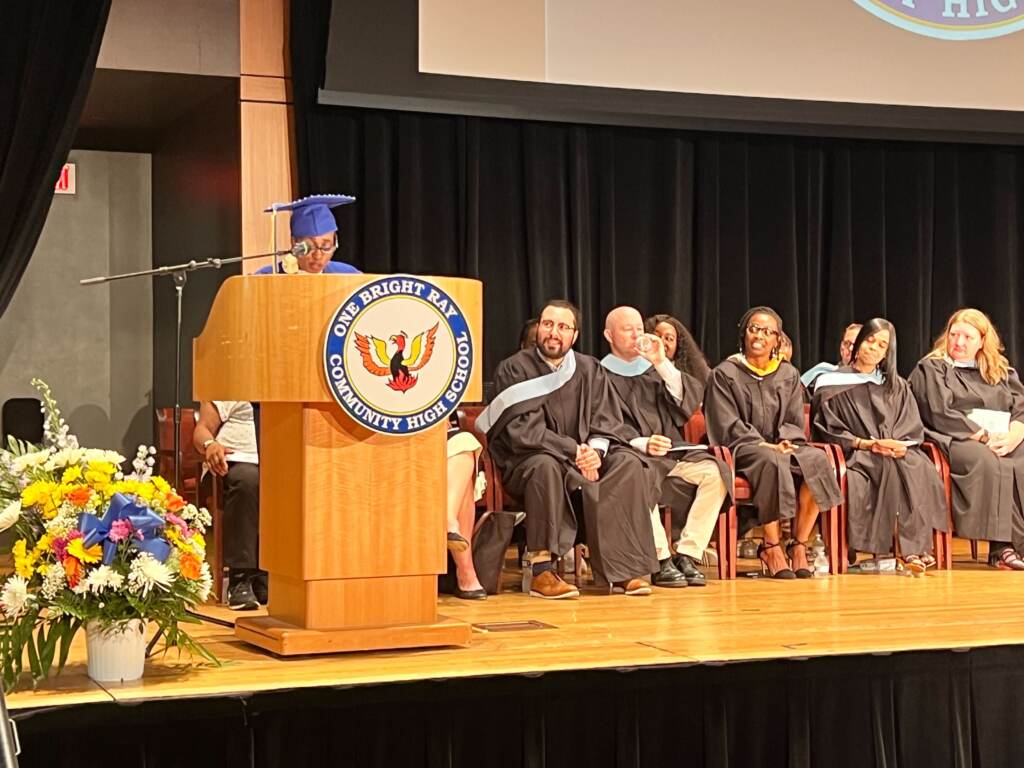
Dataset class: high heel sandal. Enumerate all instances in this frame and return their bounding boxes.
[758,542,796,580]
[901,554,930,576]
[786,540,814,579]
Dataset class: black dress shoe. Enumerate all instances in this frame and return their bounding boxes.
[227,578,259,611]
[673,554,707,587]
[652,558,688,588]
[453,586,487,600]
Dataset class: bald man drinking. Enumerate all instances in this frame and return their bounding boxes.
[601,306,731,586]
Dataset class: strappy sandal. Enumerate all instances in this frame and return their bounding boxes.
[902,555,929,576]
[758,542,796,580]
[990,547,1024,571]
[785,540,814,579]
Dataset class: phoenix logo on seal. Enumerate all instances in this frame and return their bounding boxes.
[353,324,439,392]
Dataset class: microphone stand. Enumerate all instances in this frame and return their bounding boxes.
[0,685,20,767]
[80,249,295,490]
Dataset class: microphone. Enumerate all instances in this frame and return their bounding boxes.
[288,241,312,257]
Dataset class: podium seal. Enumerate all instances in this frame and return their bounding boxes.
[323,275,474,434]
[852,0,1024,40]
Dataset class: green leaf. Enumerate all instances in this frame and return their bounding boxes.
[25,621,42,686]
[56,618,81,674]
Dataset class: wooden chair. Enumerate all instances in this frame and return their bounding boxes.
[154,408,202,504]
[658,409,737,579]
[919,443,955,569]
[673,406,845,576]
[155,407,226,601]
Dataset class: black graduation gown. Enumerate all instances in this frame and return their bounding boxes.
[604,365,732,513]
[704,359,841,524]
[909,357,1024,549]
[488,350,660,583]
[812,374,947,556]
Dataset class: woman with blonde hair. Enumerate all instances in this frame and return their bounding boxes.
[909,308,1024,569]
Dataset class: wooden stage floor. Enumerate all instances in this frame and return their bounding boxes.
[8,550,1024,713]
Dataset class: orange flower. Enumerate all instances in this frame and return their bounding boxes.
[165,494,186,513]
[63,556,83,588]
[178,552,201,580]
[64,485,92,508]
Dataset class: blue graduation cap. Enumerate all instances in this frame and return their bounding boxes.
[264,194,356,239]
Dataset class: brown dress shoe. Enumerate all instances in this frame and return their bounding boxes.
[613,578,652,596]
[529,569,581,599]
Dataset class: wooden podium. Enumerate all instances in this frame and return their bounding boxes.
[194,274,479,655]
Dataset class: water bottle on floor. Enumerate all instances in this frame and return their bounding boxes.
[811,533,829,576]
[521,554,532,594]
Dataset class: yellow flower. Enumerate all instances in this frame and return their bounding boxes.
[66,538,102,564]
[84,461,116,486]
[21,481,62,518]
[12,538,38,579]
[151,476,171,494]
[32,534,53,556]
[61,466,84,484]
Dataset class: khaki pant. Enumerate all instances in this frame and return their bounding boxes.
[667,459,729,560]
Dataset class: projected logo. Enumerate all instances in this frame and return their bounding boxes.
[323,276,473,435]
[852,0,1024,40]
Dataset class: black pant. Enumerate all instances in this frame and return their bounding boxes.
[218,462,260,571]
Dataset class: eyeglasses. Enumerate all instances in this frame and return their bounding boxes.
[306,242,338,255]
[539,319,576,334]
[840,340,855,349]
[746,324,780,338]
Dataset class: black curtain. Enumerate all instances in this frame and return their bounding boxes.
[0,1,111,319]
[14,645,1024,767]
[292,4,1023,381]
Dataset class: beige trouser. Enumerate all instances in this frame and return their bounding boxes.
[666,459,729,560]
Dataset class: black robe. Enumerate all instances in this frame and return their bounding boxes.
[604,365,732,514]
[704,359,841,524]
[909,357,1024,549]
[812,374,947,556]
[488,350,660,583]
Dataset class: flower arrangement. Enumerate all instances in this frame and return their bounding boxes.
[0,380,218,691]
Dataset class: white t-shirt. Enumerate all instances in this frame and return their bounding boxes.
[213,401,259,464]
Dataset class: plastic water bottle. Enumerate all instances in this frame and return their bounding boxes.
[811,533,830,576]
[521,554,532,594]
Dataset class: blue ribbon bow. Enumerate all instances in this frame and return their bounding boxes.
[78,492,171,565]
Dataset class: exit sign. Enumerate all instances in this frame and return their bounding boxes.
[55,163,76,195]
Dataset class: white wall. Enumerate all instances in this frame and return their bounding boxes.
[0,151,153,455]
[97,0,239,77]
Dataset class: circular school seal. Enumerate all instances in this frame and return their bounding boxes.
[851,0,1024,40]
[323,275,474,435]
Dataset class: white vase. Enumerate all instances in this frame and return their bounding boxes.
[85,619,147,683]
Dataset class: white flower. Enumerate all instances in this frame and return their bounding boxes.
[196,561,213,602]
[42,447,82,471]
[128,553,174,597]
[11,450,52,474]
[0,575,33,618]
[41,561,67,600]
[84,565,125,594]
[179,503,211,532]
[78,449,125,466]
[0,500,21,532]
[45,509,79,538]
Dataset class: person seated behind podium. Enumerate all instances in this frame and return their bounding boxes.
[518,318,539,351]
[255,194,361,275]
[193,401,262,610]
[812,318,946,573]
[601,306,730,588]
[703,307,841,579]
[445,414,487,599]
[909,308,1024,570]
[644,313,711,383]
[801,323,862,389]
[482,299,661,599]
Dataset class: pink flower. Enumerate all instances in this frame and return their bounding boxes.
[108,519,133,542]
[52,536,68,561]
[164,512,187,531]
